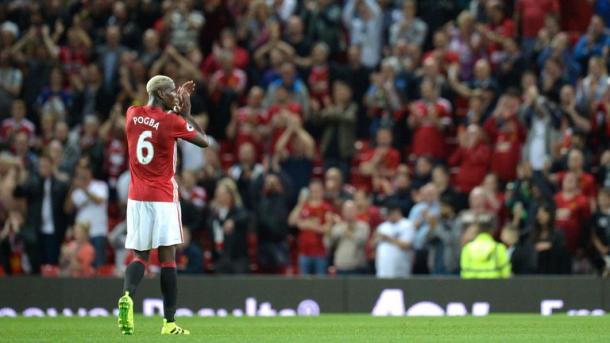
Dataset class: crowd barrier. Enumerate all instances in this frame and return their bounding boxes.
[0,277,607,317]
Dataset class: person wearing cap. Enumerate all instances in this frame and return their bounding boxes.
[374,201,415,278]
[460,214,511,279]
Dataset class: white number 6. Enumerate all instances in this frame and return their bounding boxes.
[136,130,154,165]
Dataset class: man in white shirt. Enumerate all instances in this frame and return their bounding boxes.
[65,162,109,267]
[375,202,415,278]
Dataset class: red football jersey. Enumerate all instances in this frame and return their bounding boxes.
[125,105,198,202]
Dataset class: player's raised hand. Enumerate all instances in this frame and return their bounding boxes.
[177,80,196,97]
[176,91,191,116]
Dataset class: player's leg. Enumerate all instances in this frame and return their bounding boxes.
[158,245,190,335]
[124,250,150,295]
[118,250,149,335]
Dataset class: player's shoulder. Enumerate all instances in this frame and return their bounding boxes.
[126,105,141,116]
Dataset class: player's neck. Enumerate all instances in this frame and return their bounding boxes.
[148,97,169,111]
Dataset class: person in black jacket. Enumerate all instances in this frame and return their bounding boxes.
[12,154,69,272]
[530,205,571,274]
[252,172,293,273]
[208,178,250,274]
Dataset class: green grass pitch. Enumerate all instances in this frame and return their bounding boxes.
[1,314,609,342]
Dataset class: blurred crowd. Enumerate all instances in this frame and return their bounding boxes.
[2,0,610,278]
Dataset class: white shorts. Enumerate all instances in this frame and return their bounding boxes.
[125,199,183,251]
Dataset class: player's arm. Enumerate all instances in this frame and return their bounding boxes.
[175,80,209,148]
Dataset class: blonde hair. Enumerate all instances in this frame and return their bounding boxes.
[74,221,91,234]
[146,75,174,95]
[218,177,243,207]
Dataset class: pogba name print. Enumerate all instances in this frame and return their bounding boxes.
[133,116,160,130]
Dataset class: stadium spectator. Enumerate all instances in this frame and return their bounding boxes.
[554,149,597,200]
[573,15,609,71]
[520,85,561,173]
[13,154,69,270]
[301,0,344,56]
[359,127,400,190]
[530,204,572,274]
[324,200,369,275]
[342,0,383,68]
[389,0,427,48]
[253,172,292,273]
[554,172,591,263]
[324,167,353,209]
[289,179,333,276]
[375,202,415,278]
[316,80,357,179]
[208,178,250,274]
[0,50,22,116]
[500,223,536,275]
[591,188,610,274]
[408,78,452,161]
[179,170,208,231]
[1,99,35,143]
[460,214,511,278]
[2,0,610,278]
[275,114,315,195]
[483,93,526,183]
[514,0,559,56]
[226,86,270,158]
[229,142,264,209]
[455,186,495,241]
[363,60,402,136]
[0,210,26,275]
[576,56,609,113]
[431,165,461,213]
[64,161,109,267]
[377,164,414,218]
[409,183,441,274]
[59,221,95,278]
[425,200,461,275]
[177,228,204,275]
[449,124,491,194]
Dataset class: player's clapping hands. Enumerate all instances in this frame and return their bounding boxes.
[175,80,196,115]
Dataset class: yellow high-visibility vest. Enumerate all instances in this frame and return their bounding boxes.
[460,232,511,279]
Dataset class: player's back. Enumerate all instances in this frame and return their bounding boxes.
[125,105,183,202]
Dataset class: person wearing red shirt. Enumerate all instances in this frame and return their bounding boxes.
[288,180,333,275]
[60,221,95,278]
[515,0,559,54]
[307,42,331,111]
[101,105,128,188]
[449,124,491,194]
[422,30,460,75]
[483,94,526,183]
[226,86,270,157]
[59,27,91,75]
[554,149,597,199]
[359,127,401,190]
[408,79,453,161]
[208,51,247,103]
[479,1,515,68]
[1,99,35,143]
[119,76,209,335]
[179,170,208,210]
[554,172,590,254]
[267,85,303,152]
[201,28,249,78]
